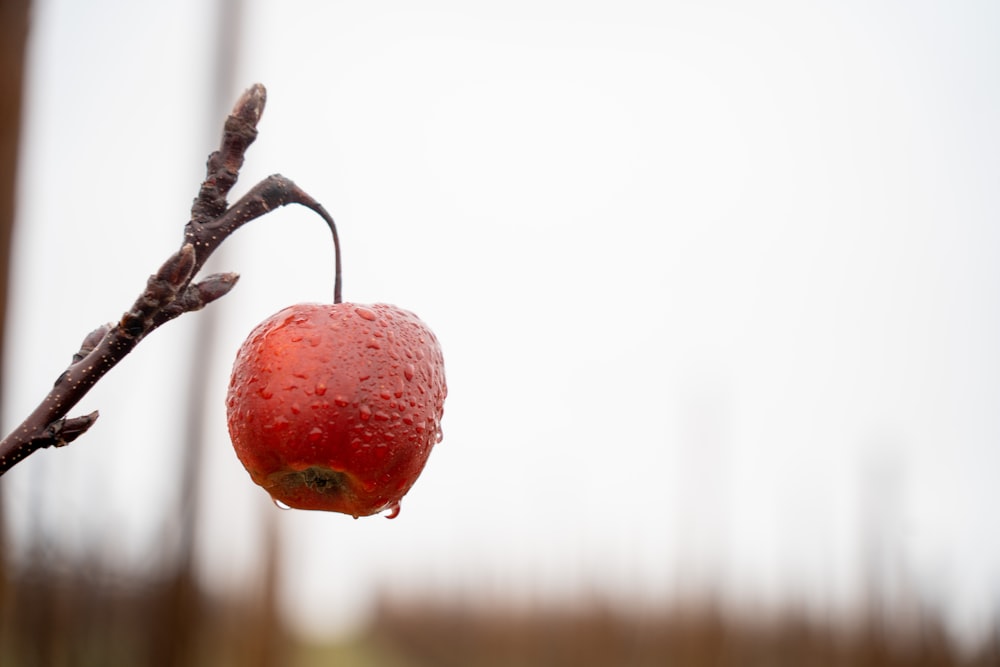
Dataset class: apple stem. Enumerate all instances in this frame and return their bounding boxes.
[0,84,342,475]
[253,185,342,305]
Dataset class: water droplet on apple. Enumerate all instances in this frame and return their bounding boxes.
[308,426,323,441]
[334,396,349,407]
[359,404,372,421]
[315,383,327,396]
[384,501,401,519]
[258,387,273,399]
[355,306,377,321]
[273,498,291,510]
[403,364,415,381]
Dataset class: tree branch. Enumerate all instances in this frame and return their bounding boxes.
[0,84,341,475]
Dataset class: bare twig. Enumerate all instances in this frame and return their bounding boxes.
[0,83,341,475]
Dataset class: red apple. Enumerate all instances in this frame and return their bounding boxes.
[226,302,446,517]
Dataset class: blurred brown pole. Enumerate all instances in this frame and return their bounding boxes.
[155,0,285,666]
[190,0,285,660]
[0,0,31,654]
[174,0,246,582]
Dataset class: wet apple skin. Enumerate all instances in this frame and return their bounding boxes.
[226,302,446,516]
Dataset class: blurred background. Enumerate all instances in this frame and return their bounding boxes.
[2,0,1000,665]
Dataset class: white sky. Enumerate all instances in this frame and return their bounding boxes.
[4,0,1000,643]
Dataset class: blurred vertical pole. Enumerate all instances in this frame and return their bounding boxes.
[172,0,245,580]
[164,0,283,665]
[0,0,31,656]
[151,1,249,665]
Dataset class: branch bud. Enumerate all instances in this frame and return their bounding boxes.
[157,243,197,288]
[73,323,113,363]
[49,411,100,448]
[193,272,240,306]
[233,84,266,126]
